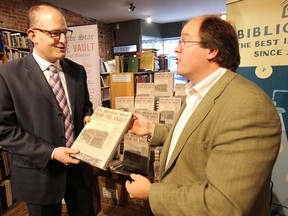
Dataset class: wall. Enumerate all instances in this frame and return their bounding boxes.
[111,19,142,48]
[110,19,183,51]
[0,0,114,60]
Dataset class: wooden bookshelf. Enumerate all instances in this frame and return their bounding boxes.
[110,72,135,109]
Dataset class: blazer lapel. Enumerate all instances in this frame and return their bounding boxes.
[24,54,60,109]
[161,70,237,177]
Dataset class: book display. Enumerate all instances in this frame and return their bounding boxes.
[71,106,132,170]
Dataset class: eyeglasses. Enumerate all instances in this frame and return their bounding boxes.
[177,40,204,47]
[32,28,73,39]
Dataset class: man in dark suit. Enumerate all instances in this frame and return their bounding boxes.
[125,15,281,215]
[0,4,95,216]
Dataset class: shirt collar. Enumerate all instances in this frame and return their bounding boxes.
[32,51,61,72]
[185,67,227,99]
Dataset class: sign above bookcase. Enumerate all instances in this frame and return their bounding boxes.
[113,44,137,54]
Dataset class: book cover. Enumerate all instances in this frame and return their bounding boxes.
[127,56,139,72]
[153,72,174,97]
[115,96,134,112]
[158,97,182,125]
[175,83,187,104]
[122,133,151,175]
[139,52,154,71]
[135,110,160,124]
[71,107,132,170]
[136,83,155,96]
[134,96,155,112]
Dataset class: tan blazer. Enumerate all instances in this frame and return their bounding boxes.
[149,70,281,216]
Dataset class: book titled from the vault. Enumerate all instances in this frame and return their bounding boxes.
[153,72,174,97]
[71,106,132,170]
[134,95,155,112]
[115,96,135,112]
[136,82,155,96]
[158,97,182,125]
[122,133,151,175]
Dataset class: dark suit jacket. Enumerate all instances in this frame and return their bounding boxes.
[0,53,93,204]
[149,70,281,216]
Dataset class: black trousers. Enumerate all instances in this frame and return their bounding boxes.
[27,165,95,216]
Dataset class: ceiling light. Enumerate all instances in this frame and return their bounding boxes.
[128,3,136,12]
[146,16,152,23]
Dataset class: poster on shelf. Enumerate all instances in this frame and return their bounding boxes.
[66,24,101,109]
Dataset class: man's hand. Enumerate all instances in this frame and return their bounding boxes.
[125,173,151,200]
[53,147,80,165]
[128,113,155,137]
[83,116,91,126]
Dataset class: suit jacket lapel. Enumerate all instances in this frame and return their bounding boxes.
[161,70,237,178]
[24,54,60,109]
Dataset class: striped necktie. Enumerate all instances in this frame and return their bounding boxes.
[48,65,74,147]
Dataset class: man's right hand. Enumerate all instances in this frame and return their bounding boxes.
[128,113,155,137]
[53,147,80,165]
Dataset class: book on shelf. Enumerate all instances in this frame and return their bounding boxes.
[127,56,139,72]
[139,52,154,71]
[134,96,155,112]
[70,106,132,170]
[0,31,4,52]
[103,60,116,72]
[99,58,106,73]
[158,97,182,125]
[122,133,151,175]
[136,82,154,96]
[115,55,124,72]
[1,31,11,47]
[115,96,135,112]
[101,88,110,102]
[153,72,174,97]
[100,76,105,87]
[101,73,111,87]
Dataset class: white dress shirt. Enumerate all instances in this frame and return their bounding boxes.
[165,67,227,167]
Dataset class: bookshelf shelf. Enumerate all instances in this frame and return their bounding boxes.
[0,28,32,63]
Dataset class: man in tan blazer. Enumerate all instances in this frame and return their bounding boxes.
[125,15,281,216]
